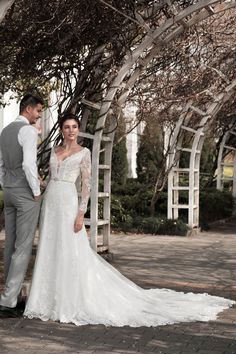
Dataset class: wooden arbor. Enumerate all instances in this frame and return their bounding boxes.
[79,115,117,252]
[217,130,236,197]
[0,0,15,23]
[79,1,236,250]
[167,80,236,228]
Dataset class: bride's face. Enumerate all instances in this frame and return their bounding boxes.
[61,119,80,142]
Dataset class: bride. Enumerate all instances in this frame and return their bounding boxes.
[24,114,234,327]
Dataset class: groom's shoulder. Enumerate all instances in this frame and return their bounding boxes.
[16,124,38,144]
[0,120,25,135]
[20,123,38,135]
[1,120,28,132]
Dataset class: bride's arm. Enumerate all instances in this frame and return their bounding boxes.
[74,149,91,233]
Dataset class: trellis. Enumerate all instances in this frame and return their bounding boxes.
[0,0,15,23]
[167,80,236,228]
[217,130,236,197]
[80,116,117,252]
[86,0,236,250]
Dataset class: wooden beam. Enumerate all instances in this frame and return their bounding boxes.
[0,0,15,23]
[81,98,101,110]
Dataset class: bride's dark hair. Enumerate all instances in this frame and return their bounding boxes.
[59,113,81,130]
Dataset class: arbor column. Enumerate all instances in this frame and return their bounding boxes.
[168,80,236,228]
[0,0,15,23]
[216,130,236,195]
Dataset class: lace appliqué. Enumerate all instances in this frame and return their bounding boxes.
[78,149,91,214]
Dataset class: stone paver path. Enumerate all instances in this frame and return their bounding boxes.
[0,220,236,354]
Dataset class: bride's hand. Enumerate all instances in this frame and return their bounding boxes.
[38,175,47,190]
[74,214,84,233]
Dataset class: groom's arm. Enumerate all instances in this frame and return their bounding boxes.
[18,125,41,197]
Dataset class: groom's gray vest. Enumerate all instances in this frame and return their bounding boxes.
[0,121,29,188]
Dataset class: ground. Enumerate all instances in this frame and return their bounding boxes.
[0,220,236,354]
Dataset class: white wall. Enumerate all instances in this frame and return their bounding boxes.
[0,92,19,131]
[124,104,145,179]
[0,91,57,139]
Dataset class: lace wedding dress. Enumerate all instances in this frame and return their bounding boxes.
[24,147,234,326]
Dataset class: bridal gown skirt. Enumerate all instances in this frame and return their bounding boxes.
[24,180,235,327]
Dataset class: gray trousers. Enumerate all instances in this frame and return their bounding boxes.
[0,187,41,308]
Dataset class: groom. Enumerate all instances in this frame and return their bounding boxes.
[0,93,44,317]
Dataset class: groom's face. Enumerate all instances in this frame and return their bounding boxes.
[27,104,43,124]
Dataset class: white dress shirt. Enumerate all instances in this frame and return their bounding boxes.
[0,115,40,196]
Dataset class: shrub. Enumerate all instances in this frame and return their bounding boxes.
[110,195,133,231]
[0,190,3,212]
[155,218,189,236]
[200,189,234,225]
[111,214,189,236]
[112,179,168,217]
[132,217,189,236]
[110,180,234,234]
[133,216,160,234]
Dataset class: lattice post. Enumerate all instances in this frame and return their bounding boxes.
[188,115,208,227]
[233,152,236,198]
[0,0,15,23]
[216,130,236,194]
[88,116,116,252]
[216,132,229,191]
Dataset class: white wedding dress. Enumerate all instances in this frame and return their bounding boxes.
[24,147,235,326]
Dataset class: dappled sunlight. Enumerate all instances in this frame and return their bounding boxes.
[1,221,236,353]
[1,317,236,353]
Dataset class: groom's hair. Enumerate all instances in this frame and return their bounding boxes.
[20,93,44,113]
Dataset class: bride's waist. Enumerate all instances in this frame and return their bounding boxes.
[50,177,75,184]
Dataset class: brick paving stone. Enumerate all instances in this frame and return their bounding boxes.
[197,351,228,354]
[1,221,236,354]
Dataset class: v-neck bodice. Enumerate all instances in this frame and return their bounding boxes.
[53,147,85,164]
[50,147,89,183]
[48,146,91,213]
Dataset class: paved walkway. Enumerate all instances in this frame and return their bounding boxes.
[0,220,236,354]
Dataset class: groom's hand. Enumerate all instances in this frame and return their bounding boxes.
[34,195,41,202]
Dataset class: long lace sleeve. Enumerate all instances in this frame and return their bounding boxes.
[78,148,91,214]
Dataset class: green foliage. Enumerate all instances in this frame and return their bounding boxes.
[112,179,167,217]
[111,178,189,235]
[111,177,234,235]
[199,138,217,188]
[200,189,234,226]
[200,138,216,174]
[111,212,189,236]
[153,218,189,236]
[0,190,3,212]
[111,115,128,186]
[112,140,128,186]
[110,195,133,232]
[136,123,163,185]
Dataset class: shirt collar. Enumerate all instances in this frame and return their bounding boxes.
[16,115,30,124]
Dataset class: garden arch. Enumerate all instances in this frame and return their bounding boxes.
[0,0,15,23]
[88,0,236,251]
[167,80,236,228]
[217,129,236,197]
